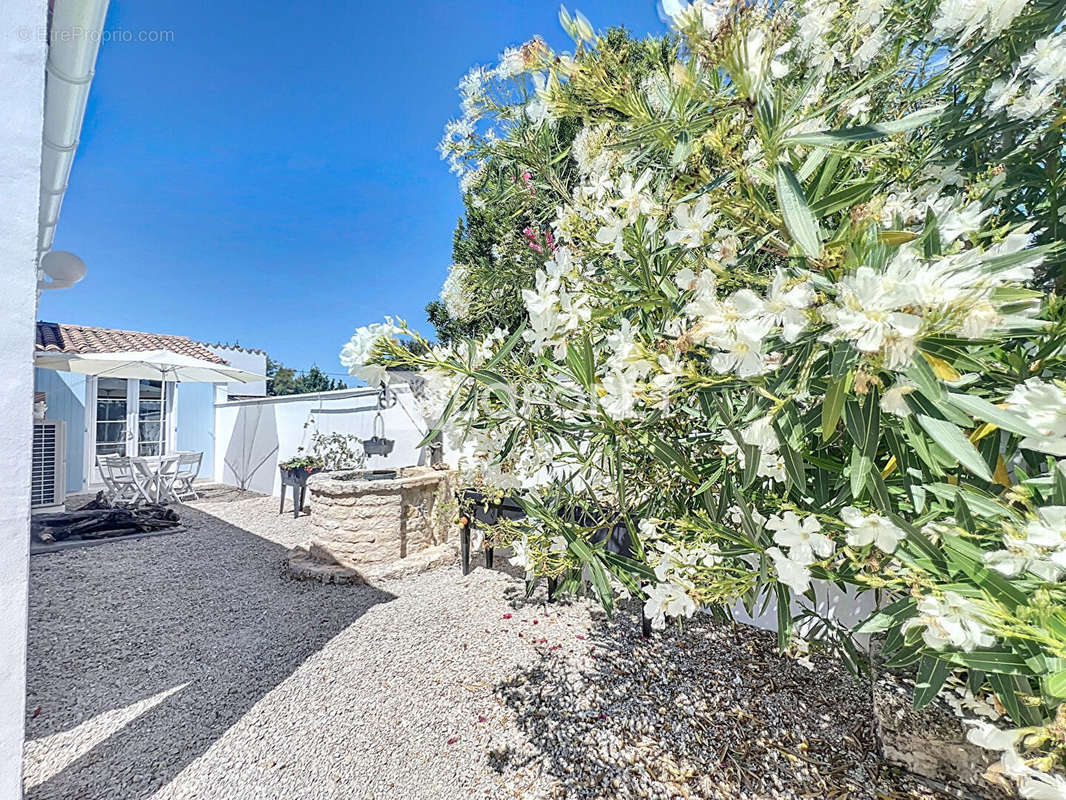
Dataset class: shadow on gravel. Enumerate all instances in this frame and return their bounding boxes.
[490,605,947,800]
[24,501,394,800]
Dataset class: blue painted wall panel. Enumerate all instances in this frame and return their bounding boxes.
[176,382,216,480]
[34,368,87,493]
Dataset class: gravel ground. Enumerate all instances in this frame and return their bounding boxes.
[25,486,950,800]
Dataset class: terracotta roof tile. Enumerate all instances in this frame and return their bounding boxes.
[36,322,229,365]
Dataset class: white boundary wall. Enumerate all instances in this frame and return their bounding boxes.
[0,0,48,793]
[213,385,431,497]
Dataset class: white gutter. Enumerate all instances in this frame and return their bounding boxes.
[38,0,110,255]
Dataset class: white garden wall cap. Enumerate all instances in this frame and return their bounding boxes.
[214,383,414,407]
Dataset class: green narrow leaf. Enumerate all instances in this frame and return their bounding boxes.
[783,104,945,146]
[906,356,946,403]
[742,443,761,489]
[809,181,878,217]
[484,322,527,370]
[417,387,460,448]
[954,495,976,533]
[988,673,1042,726]
[914,655,952,710]
[916,415,994,481]
[644,434,699,483]
[867,466,892,512]
[822,375,849,441]
[856,596,916,634]
[775,163,822,259]
[831,342,858,380]
[564,335,595,388]
[1045,670,1066,699]
[775,584,792,652]
[946,392,1044,438]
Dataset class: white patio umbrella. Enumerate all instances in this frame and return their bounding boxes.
[35,349,264,383]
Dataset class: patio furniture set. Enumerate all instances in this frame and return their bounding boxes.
[96,451,203,505]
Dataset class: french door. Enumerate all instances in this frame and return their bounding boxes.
[90,378,173,485]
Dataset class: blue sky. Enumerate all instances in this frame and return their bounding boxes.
[42,0,666,380]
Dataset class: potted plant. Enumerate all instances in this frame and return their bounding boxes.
[278,453,324,485]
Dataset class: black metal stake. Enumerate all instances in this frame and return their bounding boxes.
[460,517,471,576]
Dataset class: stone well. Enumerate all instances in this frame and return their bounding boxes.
[286,467,457,584]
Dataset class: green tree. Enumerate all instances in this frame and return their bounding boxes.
[266,357,297,396]
[267,359,347,395]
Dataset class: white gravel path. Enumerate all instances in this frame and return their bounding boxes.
[25,487,947,800]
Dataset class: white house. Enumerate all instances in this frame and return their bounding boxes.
[32,321,267,506]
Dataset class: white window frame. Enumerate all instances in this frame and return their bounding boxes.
[83,376,176,489]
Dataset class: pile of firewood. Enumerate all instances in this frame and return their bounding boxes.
[32,493,180,544]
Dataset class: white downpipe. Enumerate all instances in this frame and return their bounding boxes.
[38,0,110,255]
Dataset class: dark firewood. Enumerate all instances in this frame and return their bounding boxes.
[32,503,180,543]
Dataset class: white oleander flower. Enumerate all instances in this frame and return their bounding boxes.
[595,211,628,257]
[572,123,613,177]
[496,47,525,79]
[880,379,915,417]
[928,197,993,245]
[674,267,698,292]
[664,197,718,248]
[710,229,741,265]
[903,591,996,651]
[612,170,657,223]
[845,94,871,116]
[525,73,552,127]
[767,511,834,564]
[767,546,812,593]
[763,270,815,342]
[1006,379,1066,456]
[840,506,905,553]
[986,506,1066,582]
[339,318,401,386]
[440,263,470,320]
[660,0,731,37]
[964,720,1023,751]
[821,266,921,366]
[600,367,644,420]
[643,580,698,629]
[1018,769,1066,800]
[509,534,534,573]
[932,0,1030,44]
[710,319,772,377]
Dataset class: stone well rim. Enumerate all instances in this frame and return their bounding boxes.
[307,466,449,495]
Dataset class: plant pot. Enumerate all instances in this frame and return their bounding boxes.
[279,466,323,487]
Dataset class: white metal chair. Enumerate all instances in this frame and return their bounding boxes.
[97,455,145,504]
[172,451,203,501]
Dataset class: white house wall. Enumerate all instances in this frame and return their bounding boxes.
[205,345,266,397]
[213,385,430,496]
[0,0,49,792]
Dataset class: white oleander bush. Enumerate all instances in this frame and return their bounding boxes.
[343,1,1066,791]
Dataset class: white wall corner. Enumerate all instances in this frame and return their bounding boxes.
[0,0,49,795]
